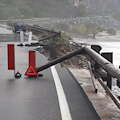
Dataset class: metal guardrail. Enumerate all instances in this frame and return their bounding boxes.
[26,25,58,34]
[35,45,120,109]
[7,22,60,44]
[7,22,59,34]
[83,45,120,109]
[27,25,44,34]
[84,46,120,81]
[36,48,84,72]
[26,25,60,44]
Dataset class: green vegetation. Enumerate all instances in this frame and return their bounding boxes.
[84,21,99,38]
[51,33,69,44]
[38,31,69,44]
[54,20,101,38]
[41,32,49,38]
[107,28,116,35]
[97,25,105,32]
[0,0,88,20]
[69,24,86,35]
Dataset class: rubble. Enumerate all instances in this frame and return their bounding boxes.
[36,41,88,69]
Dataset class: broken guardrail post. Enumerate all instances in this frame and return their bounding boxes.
[87,61,98,93]
[30,32,60,47]
[88,45,102,93]
[36,48,84,73]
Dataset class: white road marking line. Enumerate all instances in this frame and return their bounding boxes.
[51,66,72,120]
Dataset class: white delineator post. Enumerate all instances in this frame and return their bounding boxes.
[20,31,24,44]
[28,32,32,45]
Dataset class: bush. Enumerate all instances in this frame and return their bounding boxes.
[51,33,69,44]
[107,28,116,35]
[69,24,86,35]
[41,32,49,38]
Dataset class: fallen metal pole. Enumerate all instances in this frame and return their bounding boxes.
[84,46,120,81]
[36,48,84,72]
[30,33,60,46]
[87,61,98,93]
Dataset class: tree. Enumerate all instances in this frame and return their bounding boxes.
[85,20,92,36]
[51,33,69,44]
[91,23,98,39]
[85,21,99,39]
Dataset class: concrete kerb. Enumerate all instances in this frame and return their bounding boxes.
[68,68,120,120]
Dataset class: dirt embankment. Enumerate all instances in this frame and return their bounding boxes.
[36,41,88,69]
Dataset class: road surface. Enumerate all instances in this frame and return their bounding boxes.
[0,42,100,120]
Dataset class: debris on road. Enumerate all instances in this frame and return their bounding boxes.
[36,40,88,69]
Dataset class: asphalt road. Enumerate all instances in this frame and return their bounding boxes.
[0,42,101,120]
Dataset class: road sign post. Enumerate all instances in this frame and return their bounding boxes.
[7,44,15,76]
[25,51,38,76]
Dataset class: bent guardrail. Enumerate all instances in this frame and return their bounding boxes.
[84,46,120,81]
[7,21,120,109]
[35,45,120,109]
[83,46,120,109]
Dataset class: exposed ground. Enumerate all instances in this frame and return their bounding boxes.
[35,40,88,69]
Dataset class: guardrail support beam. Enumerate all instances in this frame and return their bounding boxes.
[36,48,84,73]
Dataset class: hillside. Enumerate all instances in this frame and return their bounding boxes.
[0,0,87,20]
[0,0,120,20]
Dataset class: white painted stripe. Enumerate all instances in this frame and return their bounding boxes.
[51,66,72,120]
